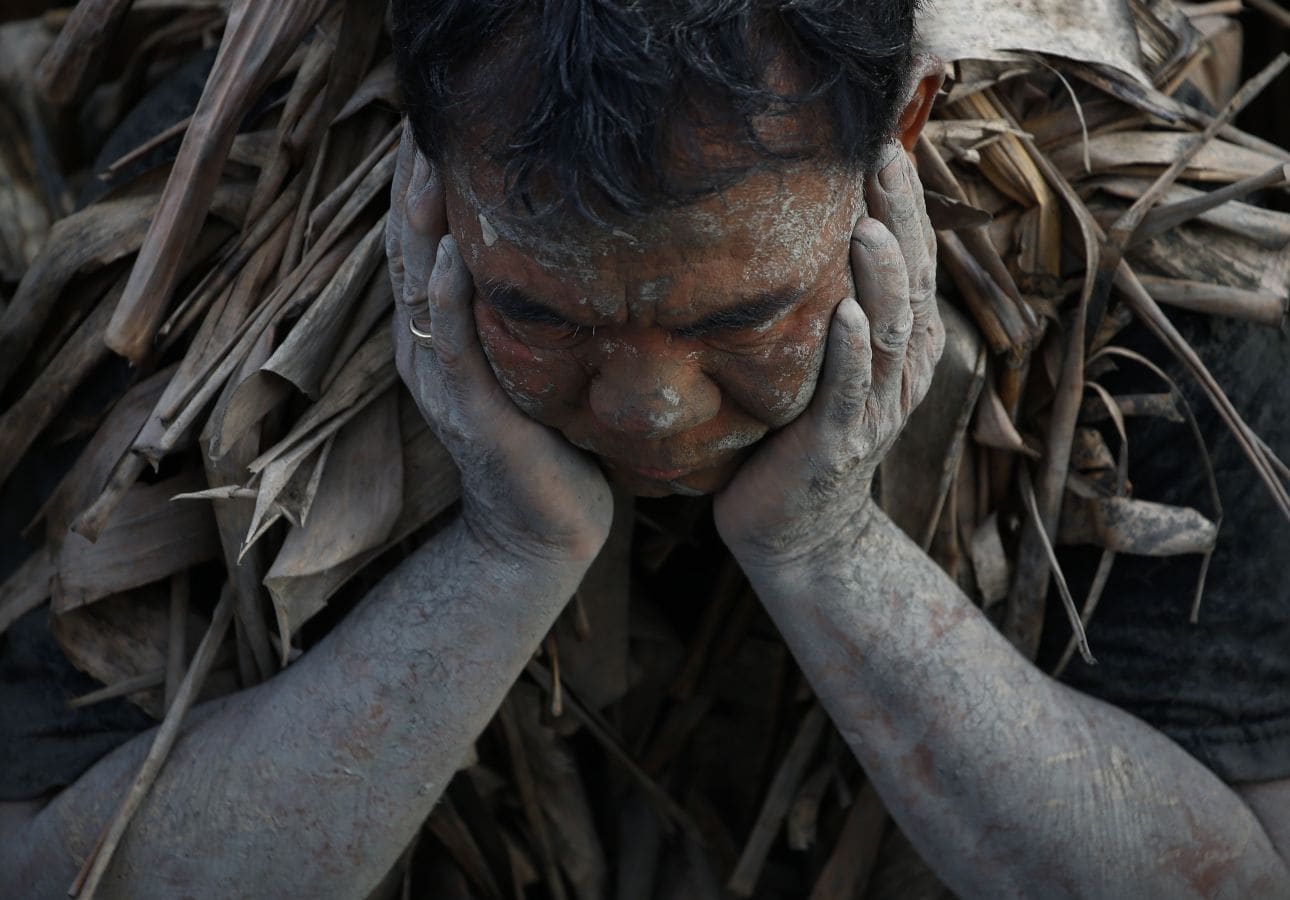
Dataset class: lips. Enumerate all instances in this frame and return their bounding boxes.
[619,462,696,482]
[571,427,765,484]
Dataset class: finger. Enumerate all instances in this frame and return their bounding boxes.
[892,157,941,404]
[424,235,503,410]
[851,217,912,409]
[813,295,873,434]
[868,149,936,330]
[400,152,447,310]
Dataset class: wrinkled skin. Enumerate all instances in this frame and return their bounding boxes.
[392,134,942,569]
[389,138,613,565]
[440,150,867,498]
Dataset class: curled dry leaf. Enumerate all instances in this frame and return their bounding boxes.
[106,0,331,364]
[262,389,402,645]
[1059,489,1219,557]
[54,469,220,614]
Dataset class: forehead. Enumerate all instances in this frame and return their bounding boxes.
[443,155,864,298]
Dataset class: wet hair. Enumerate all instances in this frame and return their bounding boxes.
[391,0,920,220]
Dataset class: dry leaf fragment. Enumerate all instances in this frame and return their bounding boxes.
[0,192,156,392]
[261,389,402,642]
[32,364,174,549]
[1059,489,1219,557]
[262,398,459,664]
[1071,427,1117,472]
[34,0,134,107]
[1135,276,1286,329]
[1053,131,1286,183]
[0,284,115,489]
[920,0,1150,82]
[105,0,332,364]
[53,469,220,613]
[263,214,387,399]
[924,190,994,230]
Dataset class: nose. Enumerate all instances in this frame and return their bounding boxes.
[589,351,720,440]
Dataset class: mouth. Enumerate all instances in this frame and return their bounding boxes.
[613,462,698,482]
[574,430,765,487]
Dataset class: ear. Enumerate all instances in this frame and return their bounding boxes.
[895,54,945,152]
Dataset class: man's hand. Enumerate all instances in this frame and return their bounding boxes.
[388,125,613,566]
[714,146,943,571]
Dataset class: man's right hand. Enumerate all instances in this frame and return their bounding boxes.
[388,124,613,567]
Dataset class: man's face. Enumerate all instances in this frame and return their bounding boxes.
[442,151,865,497]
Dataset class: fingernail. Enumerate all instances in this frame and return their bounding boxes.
[851,217,885,249]
[438,234,457,271]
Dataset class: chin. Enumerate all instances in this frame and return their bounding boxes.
[604,456,742,497]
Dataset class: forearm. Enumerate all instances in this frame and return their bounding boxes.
[743,507,1289,898]
[9,516,588,899]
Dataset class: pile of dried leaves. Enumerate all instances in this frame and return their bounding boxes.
[1,0,1288,897]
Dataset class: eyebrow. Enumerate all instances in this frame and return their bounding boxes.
[674,289,805,338]
[482,279,804,336]
[482,280,576,327]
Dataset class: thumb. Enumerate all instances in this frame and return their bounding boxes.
[423,235,502,407]
[813,296,873,431]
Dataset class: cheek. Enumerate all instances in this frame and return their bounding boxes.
[716,311,830,428]
[473,300,586,424]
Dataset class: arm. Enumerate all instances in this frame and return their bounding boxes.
[6,517,591,899]
[716,146,1290,897]
[3,126,613,898]
[748,505,1290,898]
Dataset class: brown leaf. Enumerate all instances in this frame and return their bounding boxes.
[263,214,387,399]
[1053,131,1286,183]
[262,389,402,643]
[33,364,174,549]
[33,0,134,107]
[260,396,459,662]
[0,193,156,393]
[919,0,1149,80]
[49,585,236,720]
[105,0,332,364]
[54,469,221,613]
[1059,490,1219,557]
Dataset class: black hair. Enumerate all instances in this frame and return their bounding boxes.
[391,0,919,220]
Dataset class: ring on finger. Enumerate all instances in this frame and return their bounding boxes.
[408,311,434,345]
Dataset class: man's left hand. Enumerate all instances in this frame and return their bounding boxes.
[714,146,943,574]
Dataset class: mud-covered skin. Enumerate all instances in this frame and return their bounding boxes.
[3,523,594,899]
[389,128,613,563]
[714,147,943,566]
[748,507,1290,897]
[442,146,865,498]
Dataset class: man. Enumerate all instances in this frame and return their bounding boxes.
[4,2,1289,897]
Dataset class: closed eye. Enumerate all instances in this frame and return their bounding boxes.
[674,289,804,339]
[484,281,578,329]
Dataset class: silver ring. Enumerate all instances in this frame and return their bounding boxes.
[408,315,434,344]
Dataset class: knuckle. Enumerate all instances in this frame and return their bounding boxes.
[873,312,914,353]
[828,385,868,429]
[912,265,937,301]
[431,337,462,371]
